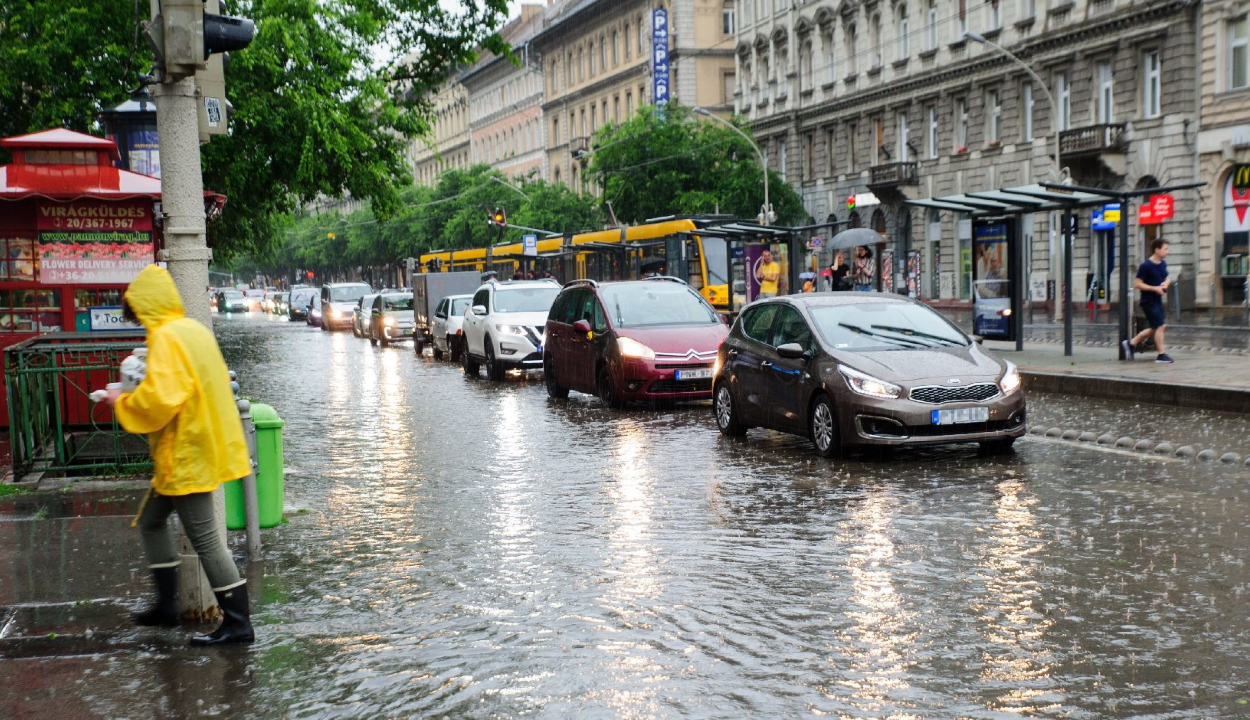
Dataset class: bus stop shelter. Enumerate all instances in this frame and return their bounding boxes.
[906,182,1204,357]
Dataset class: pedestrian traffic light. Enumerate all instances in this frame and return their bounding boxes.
[490,209,507,228]
[146,0,255,81]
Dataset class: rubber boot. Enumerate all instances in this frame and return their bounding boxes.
[190,585,255,646]
[131,566,180,627]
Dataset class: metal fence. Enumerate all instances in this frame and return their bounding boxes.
[5,331,152,479]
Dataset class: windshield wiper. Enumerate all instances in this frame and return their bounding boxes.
[837,322,930,349]
[869,324,966,347]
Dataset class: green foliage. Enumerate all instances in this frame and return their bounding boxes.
[0,0,510,262]
[587,103,806,226]
[239,166,601,274]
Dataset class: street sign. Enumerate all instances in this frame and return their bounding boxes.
[522,234,537,257]
[806,236,824,250]
[651,9,670,105]
[1138,194,1174,225]
[1103,203,1121,222]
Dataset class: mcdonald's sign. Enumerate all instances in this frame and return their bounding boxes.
[1234,164,1250,192]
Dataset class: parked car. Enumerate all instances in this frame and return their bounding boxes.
[320,282,372,331]
[353,294,380,338]
[289,287,317,321]
[243,288,266,312]
[306,294,323,327]
[262,290,283,313]
[217,289,248,313]
[369,292,416,346]
[544,278,728,408]
[712,294,1026,457]
[430,294,472,361]
[461,278,561,381]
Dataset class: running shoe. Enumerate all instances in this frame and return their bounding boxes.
[1120,339,1135,360]
[1155,353,1174,364]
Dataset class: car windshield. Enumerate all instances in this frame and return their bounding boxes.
[450,298,470,315]
[330,285,369,302]
[600,282,720,328]
[493,287,559,313]
[291,290,314,305]
[222,290,243,298]
[277,293,288,300]
[809,302,969,351]
[383,295,413,311]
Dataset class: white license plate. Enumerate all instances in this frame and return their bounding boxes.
[931,406,989,425]
[675,368,713,380]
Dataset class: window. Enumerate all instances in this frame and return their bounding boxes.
[626,91,633,115]
[638,17,645,56]
[825,31,837,83]
[804,132,815,180]
[771,307,813,349]
[566,52,573,86]
[927,106,938,158]
[1023,82,1034,141]
[612,32,619,66]
[1231,17,1249,90]
[827,127,837,174]
[1022,0,1036,17]
[589,44,596,76]
[1143,51,1161,118]
[955,97,968,151]
[870,14,882,69]
[742,304,779,343]
[898,112,910,161]
[614,95,621,122]
[926,0,937,51]
[723,71,736,104]
[873,117,884,165]
[1055,72,1070,131]
[987,89,1002,143]
[578,48,585,81]
[624,24,631,61]
[601,36,607,70]
[988,0,1001,30]
[1096,61,1114,123]
[846,24,858,75]
[723,0,736,34]
[848,122,858,168]
[591,105,597,130]
[956,0,967,38]
[897,5,909,60]
[779,136,788,180]
[800,40,814,92]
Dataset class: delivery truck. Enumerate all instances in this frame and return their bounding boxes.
[412,271,483,355]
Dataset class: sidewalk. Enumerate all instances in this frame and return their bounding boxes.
[985,340,1250,413]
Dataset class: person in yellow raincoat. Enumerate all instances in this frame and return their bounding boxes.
[105,264,255,646]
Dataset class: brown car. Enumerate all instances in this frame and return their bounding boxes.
[712,294,1026,456]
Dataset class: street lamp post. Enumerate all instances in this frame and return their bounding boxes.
[692,106,773,224]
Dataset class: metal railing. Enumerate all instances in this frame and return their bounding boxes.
[5,331,151,479]
[868,161,919,187]
[1059,123,1126,155]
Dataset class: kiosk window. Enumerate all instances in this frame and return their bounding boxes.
[0,288,61,333]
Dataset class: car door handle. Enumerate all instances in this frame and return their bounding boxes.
[761,360,773,369]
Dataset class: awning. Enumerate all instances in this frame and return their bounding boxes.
[905,183,1118,216]
[0,163,163,201]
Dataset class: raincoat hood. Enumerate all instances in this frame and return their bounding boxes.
[125,264,186,330]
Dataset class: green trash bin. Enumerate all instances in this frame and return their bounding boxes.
[224,402,285,530]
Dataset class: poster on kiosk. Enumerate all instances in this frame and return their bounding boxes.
[972,220,1014,340]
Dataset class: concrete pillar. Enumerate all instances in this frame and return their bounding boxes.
[152,76,225,619]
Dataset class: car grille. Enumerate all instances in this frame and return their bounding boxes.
[654,362,713,370]
[648,378,713,394]
[906,419,1021,437]
[910,383,1001,404]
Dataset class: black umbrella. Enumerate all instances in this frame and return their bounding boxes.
[827,227,883,250]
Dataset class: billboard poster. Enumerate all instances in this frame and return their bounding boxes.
[880,248,894,293]
[37,231,154,284]
[651,8,670,104]
[973,222,1011,338]
[126,129,161,178]
[745,244,764,302]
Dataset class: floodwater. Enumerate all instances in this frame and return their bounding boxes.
[3,312,1249,718]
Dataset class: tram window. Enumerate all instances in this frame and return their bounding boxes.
[701,237,729,286]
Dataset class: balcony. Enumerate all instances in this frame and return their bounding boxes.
[570,136,590,161]
[1059,123,1127,156]
[867,161,919,191]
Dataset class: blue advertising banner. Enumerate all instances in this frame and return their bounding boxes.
[972,222,1011,338]
[651,8,670,104]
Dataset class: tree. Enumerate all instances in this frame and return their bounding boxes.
[0,0,510,261]
[586,103,806,226]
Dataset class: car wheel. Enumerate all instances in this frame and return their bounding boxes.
[979,437,1017,454]
[484,338,505,381]
[432,340,443,360]
[597,365,625,409]
[352,324,361,338]
[809,393,842,458]
[545,354,569,399]
[369,336,377,346]
[462,343,480,376]
[449,336,462,363]
[415,336,425,356]
[713,381,747,436]
[380,334,389,347]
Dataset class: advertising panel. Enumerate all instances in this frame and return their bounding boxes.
[972,221,1011,339]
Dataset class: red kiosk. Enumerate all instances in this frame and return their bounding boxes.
[0,128,163,427]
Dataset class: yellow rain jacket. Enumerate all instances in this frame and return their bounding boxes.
[115,265,251,495]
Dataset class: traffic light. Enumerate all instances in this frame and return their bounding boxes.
[490,209,507,228]
[145,0,255,81]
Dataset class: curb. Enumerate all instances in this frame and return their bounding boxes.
[1021,371,1250,414]
[1027,424,1250,466]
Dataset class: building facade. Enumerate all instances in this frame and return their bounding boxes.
[739,0,1201,308]
[1198,0,1250,307]
[532,0,738,192]
[462,4,549,182]
[409,78,472,187]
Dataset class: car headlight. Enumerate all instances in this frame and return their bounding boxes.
[617,336,655,359]
[384,316,396,326]
[838,365,902,399]
[494,323,520,335]
[999,360,1022,394]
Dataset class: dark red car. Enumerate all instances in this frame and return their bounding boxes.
[543,278,729,407]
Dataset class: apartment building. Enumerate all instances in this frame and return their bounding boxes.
[409,79,471,188]
[1198,0,1250,306]
[738,0,1200,307]
[531,0,737,192]
[461,4,549,182]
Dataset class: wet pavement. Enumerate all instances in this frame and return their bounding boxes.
[3,311,1250,718]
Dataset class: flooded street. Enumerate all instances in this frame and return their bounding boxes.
[4,313,1250,718]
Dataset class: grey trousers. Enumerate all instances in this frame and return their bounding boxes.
[138,490,243,592]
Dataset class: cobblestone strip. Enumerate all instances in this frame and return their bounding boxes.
[1027,424,1250,465]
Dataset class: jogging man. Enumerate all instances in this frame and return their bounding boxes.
[1123,239,1173,364]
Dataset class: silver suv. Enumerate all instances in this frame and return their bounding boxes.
[461,279,561,381]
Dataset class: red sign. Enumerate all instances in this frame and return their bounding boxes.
[36,200,152,232]
[1138,194,1174,225]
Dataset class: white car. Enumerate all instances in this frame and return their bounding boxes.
[353,294,380,338]
[461,279,561,381]
[431,294,472,361]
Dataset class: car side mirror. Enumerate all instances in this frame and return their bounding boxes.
[472,305,487,316]
[572,319,592,333]
[776,342,807,360]
[719,313,731,325]
[972,334,984,345]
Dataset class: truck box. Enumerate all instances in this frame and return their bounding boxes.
[412,271,483,348]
